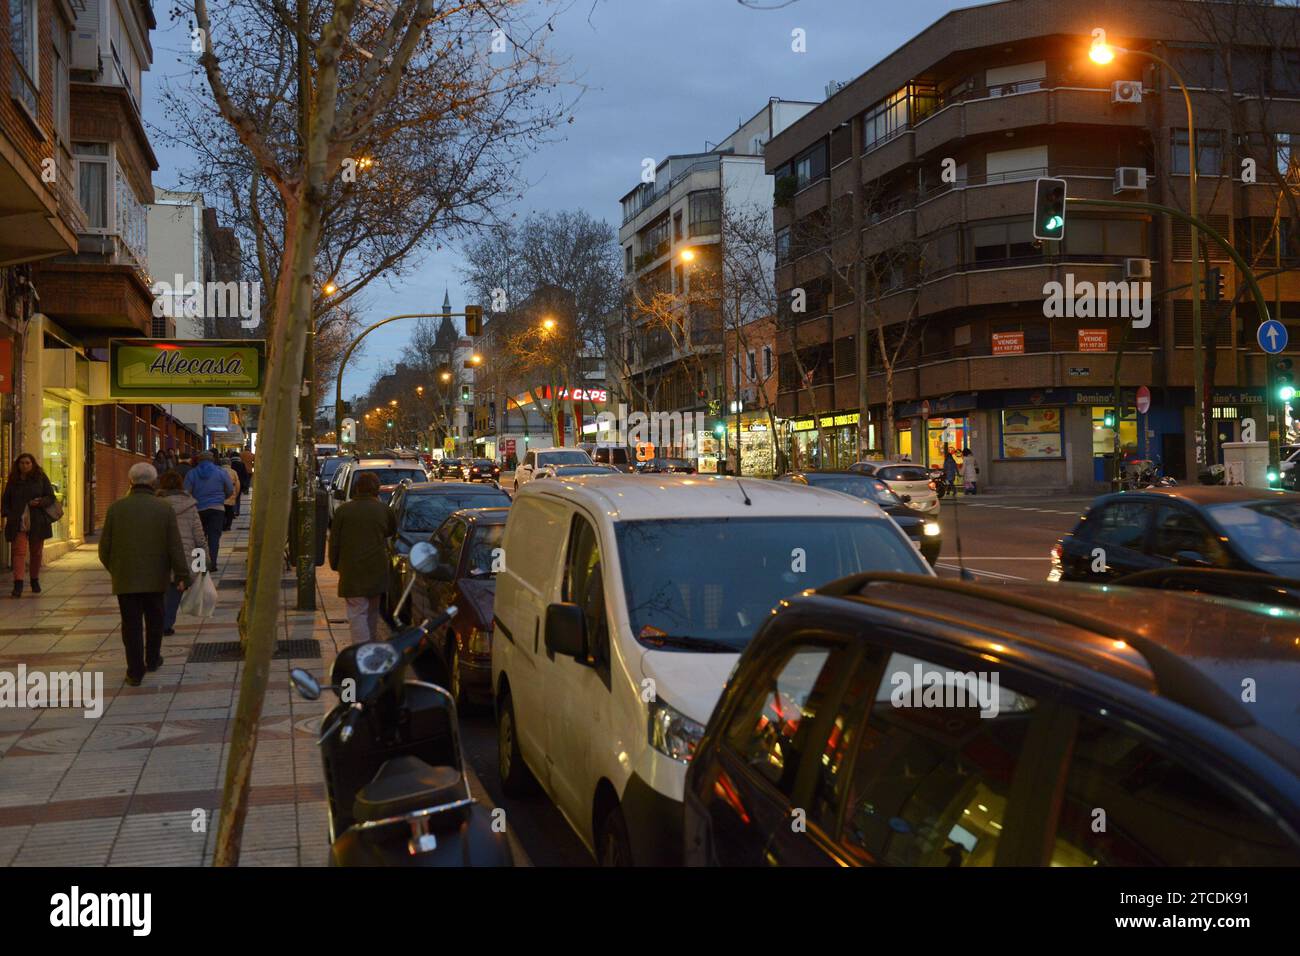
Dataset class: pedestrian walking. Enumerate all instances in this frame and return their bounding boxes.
[184,451,234,571]
[173,451,193,481]
[99,463,192,685]
[157,470,207,635]
[962,447,980,495]
[2,452,57,598]
[219,456,241,531]
[229,451,250,518]
[942,448,959,498]
[327,471,396,644]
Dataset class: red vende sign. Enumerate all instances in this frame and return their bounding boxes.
[0,338,11,393]
[1078,329,1109,352]
[992,331,1025,355]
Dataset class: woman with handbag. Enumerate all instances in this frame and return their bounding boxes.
[2,452,58,598]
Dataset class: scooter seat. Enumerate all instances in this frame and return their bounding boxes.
[352,755,464,824]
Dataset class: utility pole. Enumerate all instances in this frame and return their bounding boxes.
[294,0,316,611]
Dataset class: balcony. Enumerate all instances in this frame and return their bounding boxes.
[33,259,155,339]
[0,138,78,266]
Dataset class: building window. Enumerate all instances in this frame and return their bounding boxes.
[732,354,741,388]
[673,211,683,241]
[624,245,632,272]
[775,227,791,264]
[746,351,756,381]
[863,83,937,151]
[115,407,132,451]
[9,0,38,117]
[75,143,110,230]
[971,219,1039,264]
[115,163,148,265]
[53,21,71,146]
[1172,129,1223,176]
[688,190,720,237]
[110,0,143,110]
[792,143,828,189]
[762,345,773,378]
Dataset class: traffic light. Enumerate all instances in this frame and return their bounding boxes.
[713,421,726,439]
[386,420,393,429]
[465,304,482,336]
[1032,177,1067,241]
[460,385,470,401]
[1276,358,1295,402]
[1205,267,1225,302]
[1103,409,1117,428]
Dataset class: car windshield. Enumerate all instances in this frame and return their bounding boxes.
[356,468,425,488]
[464,523,507,575]
[319,458,344,480]
[554,466,613,475]
[800,473,894,501]
[470,460,495,468]
[402,490,510,531]
[614,517,926,651]
[877,466,929,482]
[539,450,592,466]
[1208,500,1300,564]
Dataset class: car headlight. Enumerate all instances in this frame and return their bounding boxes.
[923,521,941,537]
[648,698,705,763]
[467,626,492,656]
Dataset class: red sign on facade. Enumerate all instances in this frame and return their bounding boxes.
[992,331,1025,355]
[1078,329,1108,352]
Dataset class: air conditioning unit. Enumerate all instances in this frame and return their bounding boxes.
[1114,166,1148,193]
[1125,257,1152,280]
[1111,79,1143,105]
[71,31,100,73]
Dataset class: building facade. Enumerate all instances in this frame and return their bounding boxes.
[765,0,1300,490]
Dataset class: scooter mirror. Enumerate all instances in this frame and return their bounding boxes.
[290,668,321,700]
[410,540,439,575]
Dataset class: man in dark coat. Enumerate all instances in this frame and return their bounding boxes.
[229,452,250,518]
[327,470,396,643]
[100,462,193,685]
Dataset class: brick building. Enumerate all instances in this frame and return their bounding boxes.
[765,0,1300,490]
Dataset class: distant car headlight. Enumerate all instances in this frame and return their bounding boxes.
[467,626,492,656]
[923,521,941,536]
[648,698,705,763]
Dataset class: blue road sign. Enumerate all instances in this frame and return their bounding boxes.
[1258,319,1289,354]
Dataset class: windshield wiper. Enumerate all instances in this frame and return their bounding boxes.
[640,633,736,652]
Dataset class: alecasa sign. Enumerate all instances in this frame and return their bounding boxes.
[109,339,266,400]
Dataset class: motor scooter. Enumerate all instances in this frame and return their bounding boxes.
[289,542,512,866]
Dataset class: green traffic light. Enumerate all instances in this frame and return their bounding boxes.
[1280,385,1296,402]
[1046,215,1063,231]
[1268,470,1279,485]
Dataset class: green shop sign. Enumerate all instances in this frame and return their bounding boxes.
[109,339,266,400]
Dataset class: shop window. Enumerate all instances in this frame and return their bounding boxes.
[1091,406,1139,460]
[41,398,70,543]
[999,407,1064,459]
[115,407,132,450]
[926,417,970,467]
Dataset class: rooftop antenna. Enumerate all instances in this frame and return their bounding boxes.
[734,477,753,506]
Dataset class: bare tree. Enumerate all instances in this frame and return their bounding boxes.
[185,0,563,864]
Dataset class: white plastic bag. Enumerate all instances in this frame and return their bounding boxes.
[179,571,218,619]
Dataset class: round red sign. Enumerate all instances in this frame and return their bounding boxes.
[1136,386,1151,415]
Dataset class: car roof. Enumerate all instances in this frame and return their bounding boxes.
[518,473,889,521]
[355,459,424,467]
[1093,487,1300,507]
[798,575,1300,756]
[530,447,589,454]
[456,506,510,524]
[405,481,506,495]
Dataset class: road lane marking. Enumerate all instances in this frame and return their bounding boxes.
[935,563,1028,581]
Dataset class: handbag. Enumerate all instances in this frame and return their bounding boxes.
[43,497,64,522]
[179,571,218,619]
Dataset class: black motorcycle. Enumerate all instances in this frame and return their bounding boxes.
[290,580,512,866]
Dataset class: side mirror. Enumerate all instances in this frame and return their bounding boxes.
[545,602,586,660]
[289,668,321,700]
[409,540,438,575]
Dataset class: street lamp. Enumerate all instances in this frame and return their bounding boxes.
[323,281,338,296]
[679,248,696,263]
[1091,27,1205,464]
[541,317,556,332]
[440,371,451,383]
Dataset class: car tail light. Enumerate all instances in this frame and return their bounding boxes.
[1050,543,1063,564]
[928,480,937,491]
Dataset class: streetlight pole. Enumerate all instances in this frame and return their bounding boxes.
[1092,32,1204,467]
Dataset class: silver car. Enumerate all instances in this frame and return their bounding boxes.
[847,460,940,513]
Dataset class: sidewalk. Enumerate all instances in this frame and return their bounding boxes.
[0,500,353,866]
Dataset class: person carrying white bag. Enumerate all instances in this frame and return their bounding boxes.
[179,569,218,619]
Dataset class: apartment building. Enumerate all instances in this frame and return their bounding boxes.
[766,0,1300,490]
[613,97,816,465]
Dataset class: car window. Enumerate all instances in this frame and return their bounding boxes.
[877,466,929,482]
[1049,715,1300,865]
[802,474,884,498]
[356,468,425,487]
[464,523,506,575]
[444,520,468,569]
[724,642,854,798]
[1084,500,1150,550]
[540,450,593,466]
[524,452,536,469]
[562,516,610,669]
[1208,500,1300,565]
[839,652,1037,866]
[1150,504,1231,564]
[400,490,509,532]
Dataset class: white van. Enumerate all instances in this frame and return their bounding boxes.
[511,446,594,492]
[491,474,932,865]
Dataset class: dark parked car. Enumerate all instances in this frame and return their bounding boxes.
[637,457,696,474]
[684,573,1300,866]
[386,482,511,604]
[776,471,941,564]
[1050,487,1300,584]
[437,458,465,479]
[460,458,501,484]
[402,507,510,708]
[317,455,348,490]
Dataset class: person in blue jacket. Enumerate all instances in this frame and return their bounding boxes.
[184,451,234,571]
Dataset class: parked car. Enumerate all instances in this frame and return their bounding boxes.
[847,460,940,513]
[397,507,510,708]
[511,447,594,492]
[460,458,501,484]
[636,457,696,474]
[386,482,512,604]
[1050,486,1300,583]
[582,444,635,473]
[492,475,932,866]
[437,458,465,479]
[776,470,942,564]
[684,573,1300,866]
[317,455,349,491]
[329,458,429,518]
[535,464,619,480]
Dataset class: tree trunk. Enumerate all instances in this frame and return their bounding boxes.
[214,194,321,866]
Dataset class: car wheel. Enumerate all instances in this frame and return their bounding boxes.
[497,690,537,797]
[598,804,634,867]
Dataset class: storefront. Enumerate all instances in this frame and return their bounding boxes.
[787,409,861,472]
